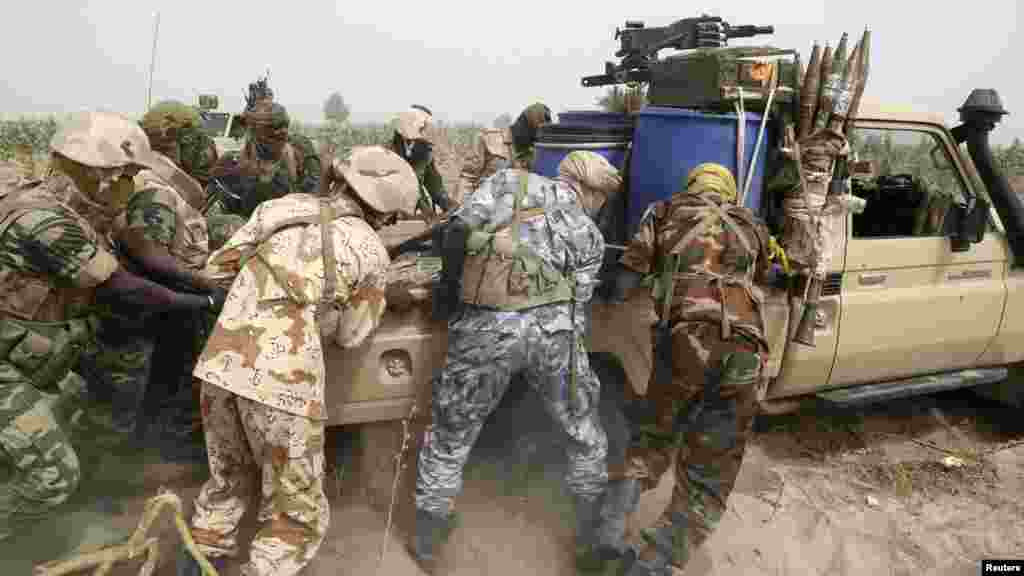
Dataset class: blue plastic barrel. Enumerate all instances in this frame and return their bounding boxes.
[557,110,634,130]
[628,107,771,232]
[533,124,632,179]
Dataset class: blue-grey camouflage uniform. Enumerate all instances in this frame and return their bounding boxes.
[414,169,609,517]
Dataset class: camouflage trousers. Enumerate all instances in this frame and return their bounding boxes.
[415,304,609,517]
[189,382,328,576]
[616,321,763,571]
[76,324,154,435]
[0,369,89,540]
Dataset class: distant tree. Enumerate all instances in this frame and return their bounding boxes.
[323,92,350,123]
[597,85,647,113]
[493,113,513,129]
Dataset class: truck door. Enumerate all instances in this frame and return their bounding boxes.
[828,122,1007,387]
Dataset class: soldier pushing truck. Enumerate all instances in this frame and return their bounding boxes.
[19,13,1024,576]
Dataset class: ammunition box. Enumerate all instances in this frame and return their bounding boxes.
[647,46,799,112]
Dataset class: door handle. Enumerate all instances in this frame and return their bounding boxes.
[858,273,887,286]
[947,269,991,281]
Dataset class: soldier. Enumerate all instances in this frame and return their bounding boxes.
[205,99,321,234]
[0,111,225,541]
[175,146,418,576]
[411,151,621,574]
[390,105,449,215]
[454,102,551,206]
[599,164,778,575]
[139,100,219,191]
[128,108,231,458]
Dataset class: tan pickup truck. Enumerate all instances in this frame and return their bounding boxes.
[321,89,1023,497]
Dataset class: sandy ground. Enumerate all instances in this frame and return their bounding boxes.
[8,385,1024,576]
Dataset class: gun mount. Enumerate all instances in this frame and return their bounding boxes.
[582,16,773,88]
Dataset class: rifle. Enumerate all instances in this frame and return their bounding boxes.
[244,71,273,110]
[581,16,774,87]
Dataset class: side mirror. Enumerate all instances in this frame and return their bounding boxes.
[197,94,219,111]
[949,195,990,252]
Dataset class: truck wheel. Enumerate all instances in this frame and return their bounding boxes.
[342,418,424,517]
[589,351,631,470]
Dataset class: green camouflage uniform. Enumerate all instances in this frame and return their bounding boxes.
[113,169,213,437]
[387,136,447,214]
[203,101,320,253]
[59,181,154,435]
[616,165,773,573]
[0,176,120,540]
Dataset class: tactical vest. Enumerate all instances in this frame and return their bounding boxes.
[123,170,210,272]
[653,194,762,341]
[459,171,574,311]
[0,180,101,391]
[238,140,301,212]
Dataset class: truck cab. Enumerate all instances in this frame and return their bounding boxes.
[194,94,245,158]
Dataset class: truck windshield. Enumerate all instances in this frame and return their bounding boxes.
[200,112,230,137]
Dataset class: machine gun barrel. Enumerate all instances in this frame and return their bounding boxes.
[726,24,774,39]
[582,17,774,88]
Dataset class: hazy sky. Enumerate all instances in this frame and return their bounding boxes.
[1,1,1020,143]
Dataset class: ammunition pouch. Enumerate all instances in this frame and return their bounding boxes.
[432,218,469,321]
[459,227,573,311]
[0,315,95,392]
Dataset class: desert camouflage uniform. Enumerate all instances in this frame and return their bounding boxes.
[455,127,522,206]
[415,169,609,517]
[0,175,120,539]
[616,165,773,572]
[187,192,389,576]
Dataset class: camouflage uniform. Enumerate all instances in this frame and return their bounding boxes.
[391,107,448,214]
[113,168,213,444]
[612,164,774,575]
[49,157,156,436]
[205,102,321,225]
[454,103,551,206]
[0,170,120,540]
[413,166,609,571]
[183,147,416,576]
[140,100,218,189]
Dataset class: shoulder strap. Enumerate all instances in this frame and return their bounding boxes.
[319,200,339,305]
[694,195,753,255]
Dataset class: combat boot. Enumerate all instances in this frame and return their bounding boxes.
[575,493,626,575]
[175,545,227,576]
[622,512,688,576]
[409,508,456,574]
[596,478,641,556]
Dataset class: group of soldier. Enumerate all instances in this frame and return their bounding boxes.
[0,83,784,576]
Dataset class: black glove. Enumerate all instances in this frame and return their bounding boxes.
[207,287,228,310]
[611,265,643,303]
[765,265,790,290]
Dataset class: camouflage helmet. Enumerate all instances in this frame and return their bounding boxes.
[51,111,206,209]
[331,145,418,216]
[50,111,165,171]
[395,107,433,141]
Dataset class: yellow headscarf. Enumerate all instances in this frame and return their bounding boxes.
[685,162,737,203]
